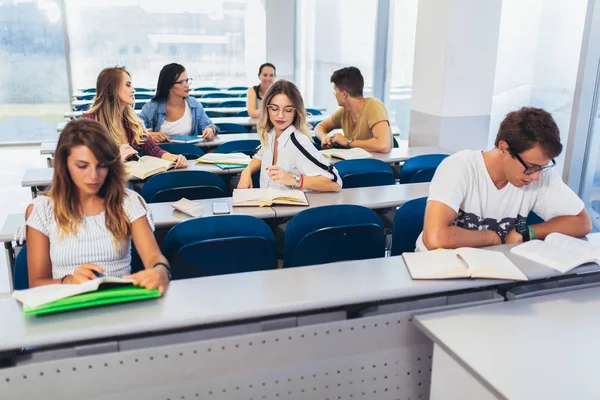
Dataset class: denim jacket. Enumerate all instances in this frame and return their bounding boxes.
[139,96,219,135]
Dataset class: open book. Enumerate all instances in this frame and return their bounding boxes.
[12,277,161,315]
[196,153,251,166]
[320,148,372,160]
[510,232,597,273]
[233,188,309,207]
[402,248,528,281]
[125,156,175,179]
[172,198,205,217]
[170,135,203,144]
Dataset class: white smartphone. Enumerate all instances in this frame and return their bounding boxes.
[212,202,230,215]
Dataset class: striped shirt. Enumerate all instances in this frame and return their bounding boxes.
[19,190,154,279]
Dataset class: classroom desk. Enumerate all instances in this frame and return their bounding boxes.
[63,106,280,119]
[72,89,247,99]
[0,214,23,293]
[211,115,326,127]
[414,284,600,400]
[327,146,453,165]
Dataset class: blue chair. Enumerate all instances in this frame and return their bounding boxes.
[158,143,204,160]
[76,103,91,112]
[82,88,96,93]
[393,137,399,148]
[134,102,145,110]
[206,110,227,118]
[13,245,29,290]
[196,86,220,91]
[200,102,209,108]
[141,170,228,203]
[134,93,153,100]
[409,168,437,183]
[202,92,237,99]
[283,205,386,268]
[527,212,544,225]
[235,110,249,117]
[237,93,248,98]
[79,94,95,101]
[134,87,153,92]
[162,215,277,279]
[215,140,261,156]
[218,100,246,108]
[215,123,249,134]
[228,86,248,91]
[306,108,323,116]
[335,159,395,188]
[399,154,448,183]
[311,136,322,151]
[391,197,427,256]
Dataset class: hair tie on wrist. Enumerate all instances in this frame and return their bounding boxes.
[61,275,71,284]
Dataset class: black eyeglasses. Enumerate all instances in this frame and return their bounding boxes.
[512,151,556,175]
[174,78,193,85]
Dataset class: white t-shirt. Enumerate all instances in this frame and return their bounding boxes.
[415,150,584,251]
[159,101,193,136]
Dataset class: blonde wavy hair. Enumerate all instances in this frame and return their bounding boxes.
[86,67,147,145]
[256,79,312,146]
[51,118,129,247]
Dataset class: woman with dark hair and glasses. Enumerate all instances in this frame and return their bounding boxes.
[417,107,591,251]
[139,63,218,143]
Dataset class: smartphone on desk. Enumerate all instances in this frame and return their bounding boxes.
[212,202,230,215]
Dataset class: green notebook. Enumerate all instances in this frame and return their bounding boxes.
[23,286,161,316]
[12,277,162,316]
[215,163,248,169]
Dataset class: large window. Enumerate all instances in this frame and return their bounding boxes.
[296,0,377,115]
[383,0,418,140]
[65,0,265,91]
[488,0,588,174]
[0,0,69,144]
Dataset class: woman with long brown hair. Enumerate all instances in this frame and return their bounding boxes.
[237,79,342,192]
[82,66,187,169]
[22,118,170,292]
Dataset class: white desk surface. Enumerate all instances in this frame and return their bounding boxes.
[327,146,453,165]
[64,107,257,119]
[149,197,276,229]
[272,183,430,218]
[22,161,245,188]
[0,214,24,243]
[40,133,260,156]
[211,115,326,127]
[415,284,600,400]
[73,89,246,98]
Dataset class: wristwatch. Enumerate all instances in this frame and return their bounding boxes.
[515,220,531,242]
[346,137,354,148]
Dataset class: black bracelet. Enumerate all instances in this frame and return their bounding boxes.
[153,263,172,280]
[60,275,71,284]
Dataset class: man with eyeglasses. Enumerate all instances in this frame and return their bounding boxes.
[417,107,591,251]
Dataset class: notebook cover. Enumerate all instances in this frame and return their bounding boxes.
[23,286,161,316]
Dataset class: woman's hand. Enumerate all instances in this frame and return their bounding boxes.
[267,165,295,186]
[172,154,188,169]
[202,126,216,141]
[123,266,169,294]
[119,144,139,162]
[320,135,333,149]
[67,264,105,284]
[237,169,254,189]
[149,132,171,143]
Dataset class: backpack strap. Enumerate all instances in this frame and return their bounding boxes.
[290,133,337,183]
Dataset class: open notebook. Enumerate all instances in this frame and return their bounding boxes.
[232,188,309,207]
[196,153,251,166]
[320,148,372,160]
[172,198,205,217]
[125,156,175,180]
[12,277,161,315]
[170,135,203,144]
[510,232,598,273]
[402,248,528,281]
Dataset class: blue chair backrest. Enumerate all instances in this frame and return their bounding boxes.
[76,103,90,112]
[283,205,385,268]
[196,86,220,91]
[141,170,228,203]
[335,159,395,188]
[237,93,248,98]
[162,215,277,279]
[218,100,247,108]
[134,93,153,100]
[215,140,261,156]
[202,92,237,98]
[158,143,204,160]
[206,110,227,118]
[82,88,95,93]
[311,136,322,151]
[14,244,29,290]
[306,108,323,116]
[215,123,249,133]
[391,197,427,256]
[134,87,152,92]
[79,94,95,101]
[235,110,249,117]
[134,102,145,110]
[400,154,448,183]
[527,212,545,225]
[228,86,248,90]
[393,137,399,148]
[409,168,437,183]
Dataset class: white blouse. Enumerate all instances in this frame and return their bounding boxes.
[160,100,193,135]
[254,125,342,189]
[18,189,154,279]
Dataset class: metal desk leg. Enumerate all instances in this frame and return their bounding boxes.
[4,241,14,293]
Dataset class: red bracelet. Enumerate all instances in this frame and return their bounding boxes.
[298,174,304,189]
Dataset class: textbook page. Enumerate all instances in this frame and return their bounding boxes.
[321,148,372,160]
[125,156,174,179]
[458,248,528,281]
[232,188,308,206]
[197,153,251,165]
[402,249,469,280]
